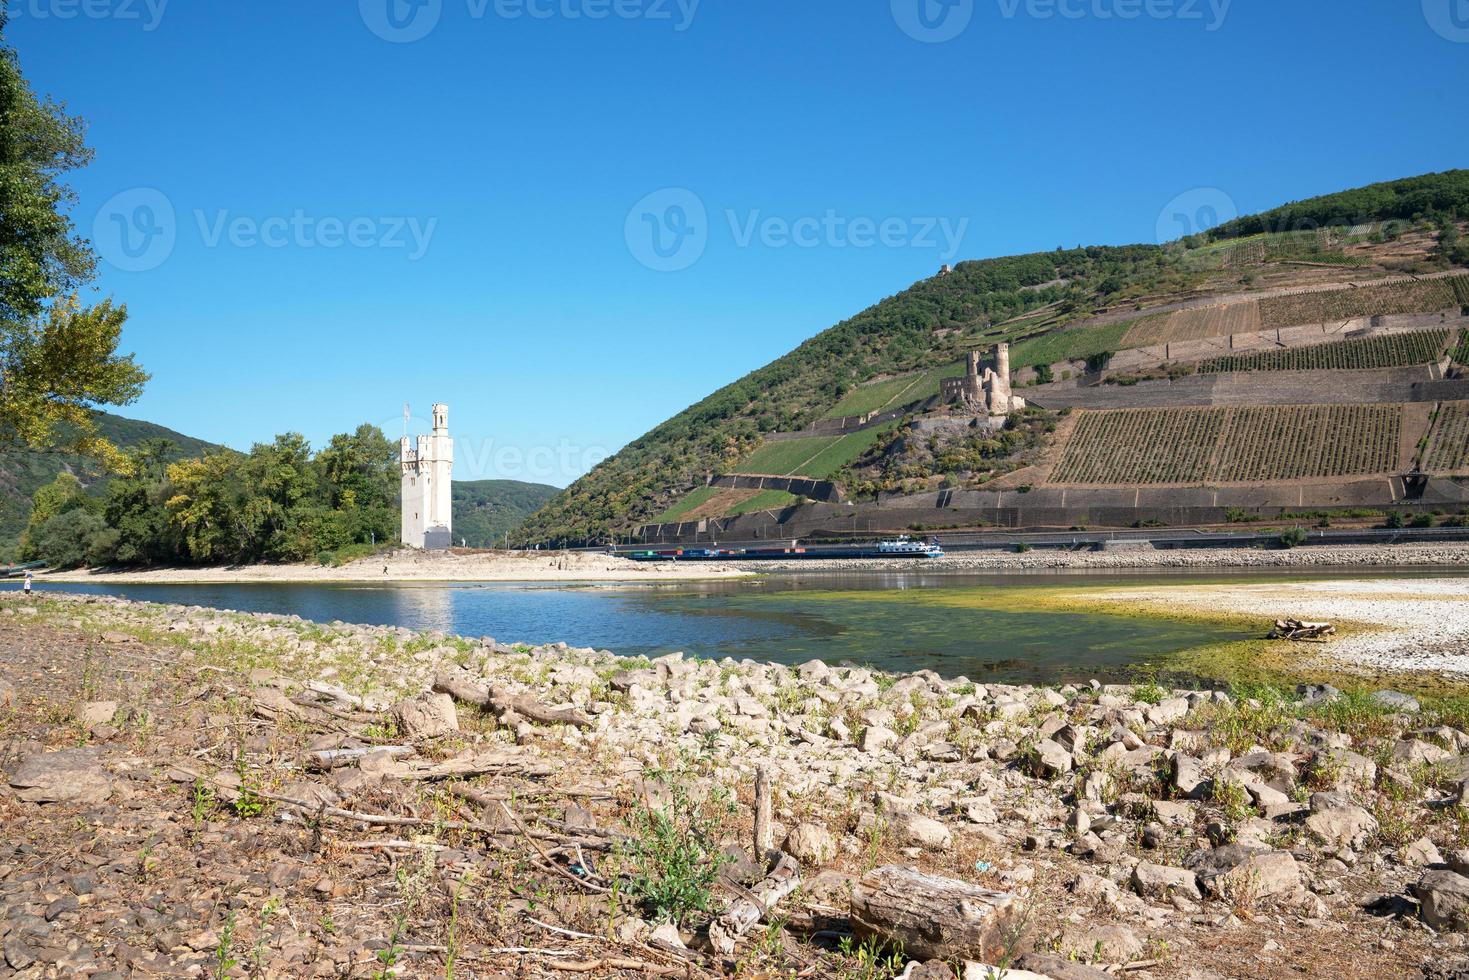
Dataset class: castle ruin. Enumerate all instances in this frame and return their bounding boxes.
[941,343,1025,416]
[401,403,453,550]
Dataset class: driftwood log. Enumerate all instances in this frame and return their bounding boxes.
[709,852,802,956]
[433,670,593,729]
[1269,619,1337,642]
[753,766,773,859]
[850,865,1017,962]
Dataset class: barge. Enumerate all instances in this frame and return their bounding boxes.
[622,537,944,562]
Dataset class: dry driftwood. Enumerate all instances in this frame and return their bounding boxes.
[306,745,414,770]
[433,670,593,729]
[850,865,1017,963]
[708,851,801,956]
[753,766,773,860]
[1269,619,1337,642]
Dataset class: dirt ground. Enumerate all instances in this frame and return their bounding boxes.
[1,594,1466,978]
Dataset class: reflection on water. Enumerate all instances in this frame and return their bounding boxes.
[21,567,1467,685]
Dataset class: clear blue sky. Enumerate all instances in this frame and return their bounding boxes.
[9,0,1468,486]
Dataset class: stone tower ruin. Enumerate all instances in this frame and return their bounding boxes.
[941,343,1025,416]
[401,403,453,550]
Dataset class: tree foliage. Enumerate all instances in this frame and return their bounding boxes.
[0,8,147,461]
[26,425,401,567]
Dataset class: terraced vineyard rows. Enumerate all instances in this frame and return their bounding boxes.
[1197,330,1449,374]
[1454,276,1469,308]
[1258,277,1464,329]
[1215,405,1400,482]
[1049,404,1404,485]
[1425,402,1469,473]
[1121,301,1262,347]
[1048,408,1223,484]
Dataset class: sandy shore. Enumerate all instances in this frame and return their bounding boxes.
[38,549,751,584]
[1070,576,1469,677]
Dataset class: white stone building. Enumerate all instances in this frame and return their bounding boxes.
[401,404,453,550]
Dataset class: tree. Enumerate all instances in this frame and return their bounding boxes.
[18,470,85,558]
[0,8,148,461]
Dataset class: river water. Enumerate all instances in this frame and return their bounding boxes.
[24,568,1448,685]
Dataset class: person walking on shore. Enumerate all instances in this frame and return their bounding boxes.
[23,570,33,595]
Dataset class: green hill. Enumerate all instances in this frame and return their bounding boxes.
[453,480,560,548]
[0,412,220,558]
[514,170,1469,545]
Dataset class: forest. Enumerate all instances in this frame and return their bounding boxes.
[20,426,399,568]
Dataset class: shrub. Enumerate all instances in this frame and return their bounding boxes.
[1278,526,1308,549]
[620,776,735,926]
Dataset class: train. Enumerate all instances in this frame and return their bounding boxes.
[621,536,945,562]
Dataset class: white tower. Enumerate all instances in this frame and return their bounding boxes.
[400,403,454,550]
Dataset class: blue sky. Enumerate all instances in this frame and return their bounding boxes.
[8,0,1468,486]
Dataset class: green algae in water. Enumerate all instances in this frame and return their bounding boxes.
[641,588,1255,686]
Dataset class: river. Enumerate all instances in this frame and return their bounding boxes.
[24,568,1456,685]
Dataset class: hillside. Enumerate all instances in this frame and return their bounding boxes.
[516,171,1469,545]
[452,480,560,547]
[0,413,220,559]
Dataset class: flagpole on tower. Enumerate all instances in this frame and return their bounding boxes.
[403,404,410,440]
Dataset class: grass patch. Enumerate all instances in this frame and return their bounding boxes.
[724,489,801,516]
[737,437,842,476]
[654,487,720,524]
[1010,319,1132,370]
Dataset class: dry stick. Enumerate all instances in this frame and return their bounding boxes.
[432,669,594,728]
[547,959,682,976]
[752,766,773,861]
[498,802,610,894]
[708,851,802,957]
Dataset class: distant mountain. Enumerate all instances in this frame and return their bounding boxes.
[0,412,221,558]
[515,170,1469,545]
[452,480,560,548]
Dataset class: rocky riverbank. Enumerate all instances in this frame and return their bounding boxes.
[3,592,1469,978]
[732,542,1469,574]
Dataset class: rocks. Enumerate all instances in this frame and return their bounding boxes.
[9,749,112,805]
[1415,870,1469,932]
[1170,753,1206,798]
[1391,738,1452,766]
[1304,794,1379,850]
[1145,697,1189,726]
[390,692,458,738]
[1056,922,1144,963]
[1199,849,1304,903]
[1372,690,1421,713]
[1402,837,1444,868]
[76,700,119,728]
[860,726,898,753]
[1029,739,1073,778]
[783,823,836,865]
[1131,861,1201,900]
[1151,800,1196,827]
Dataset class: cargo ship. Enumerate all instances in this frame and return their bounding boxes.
[621,536,944,562]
